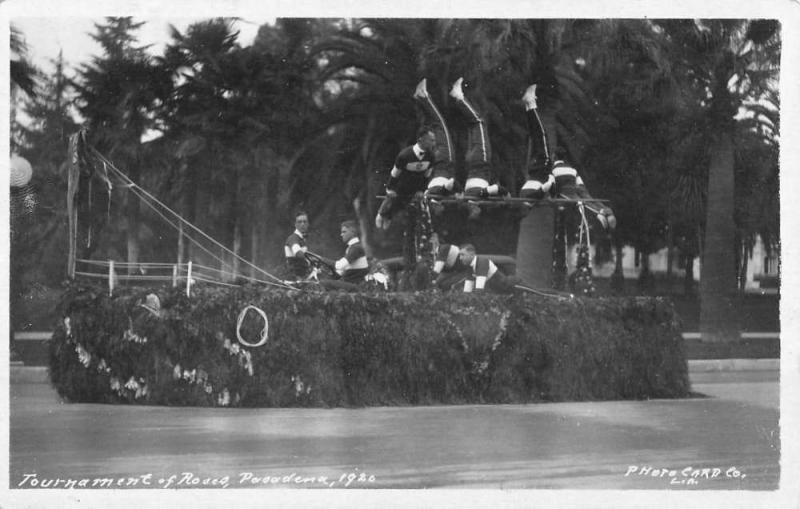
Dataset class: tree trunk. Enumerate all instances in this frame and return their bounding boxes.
[666,199,674,279]
[699,131,740,342]
[684,254,695,295]
[610,242,625,294]
[177,221,184,267]
[232,219,242,281]
[737,239,747,291]
[637,249,654,294]
[250,223,259,279]
[125,154,141,275]
[182,161,197,263]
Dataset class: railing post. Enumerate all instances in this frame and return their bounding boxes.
[108,260,115,296]
[186,261,193,297]
[172,264,178,288]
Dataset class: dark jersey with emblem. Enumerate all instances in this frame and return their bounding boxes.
[386,145,435,196]
[284,231,310,278]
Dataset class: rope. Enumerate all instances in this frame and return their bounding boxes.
[122,175,295,292]
[90,148,295,291]
[236,305,269,348]
[76,259,177,268]
[577,202,591,248]
[190,275,241,287]
[514,284,574,300]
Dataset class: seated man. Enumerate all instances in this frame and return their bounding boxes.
[412,79,459,197]
[319,220,369,292]
[518,83,616,230]
[458,243,524,294]
[449,77,509,210]
[375,125,437,230]
[284,210,312,279]
[431,232,471,291]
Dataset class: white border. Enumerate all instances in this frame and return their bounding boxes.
[2,1,798,508]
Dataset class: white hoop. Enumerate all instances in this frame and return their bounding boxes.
[236,305,269,347]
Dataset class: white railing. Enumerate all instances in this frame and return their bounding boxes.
[73,258,251,296]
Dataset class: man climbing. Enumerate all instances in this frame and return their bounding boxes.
[412,79,459,198]
[375,125,437,231]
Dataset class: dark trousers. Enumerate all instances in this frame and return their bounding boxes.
[486,273,525,294]
[435,270,470,291]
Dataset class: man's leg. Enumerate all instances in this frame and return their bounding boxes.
[435,270,469,291]
[450,78,506,205]
[520,84,553,200]
[578,197,617,230]
[487,273,526,294]
[414,79,456,196]
[376,194,399,229]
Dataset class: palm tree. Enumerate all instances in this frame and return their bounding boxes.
[300,19,440,255]
[656,19,780,341]
[457,19,666,288]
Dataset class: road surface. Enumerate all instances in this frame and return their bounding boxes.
[8,368,779,492]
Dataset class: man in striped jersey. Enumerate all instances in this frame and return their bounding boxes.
[431,233,471,291]
[412,79,458,198]
[519,84,553,201]
[549,160,617,230]
[375,126,437,230]
[458,244,525,294]
[335,220,369,284]
[518,83,616,230]
[284,210,311,279]
[449,77,509,206]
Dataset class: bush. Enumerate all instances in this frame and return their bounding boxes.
[48,283,689,407]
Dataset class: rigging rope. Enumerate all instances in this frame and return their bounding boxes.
[89,147,296,291]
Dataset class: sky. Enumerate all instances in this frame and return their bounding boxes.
[11,17,263,76]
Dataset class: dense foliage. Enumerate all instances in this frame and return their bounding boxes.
[11,17,781,342]
[49,284,689,407]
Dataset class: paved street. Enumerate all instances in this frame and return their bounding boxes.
[7,368,779,494]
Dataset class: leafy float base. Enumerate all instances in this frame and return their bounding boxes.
[49,284,690,407]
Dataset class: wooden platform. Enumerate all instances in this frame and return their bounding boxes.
[378,195,610,207]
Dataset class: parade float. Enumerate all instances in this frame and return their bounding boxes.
[48,130,690,407]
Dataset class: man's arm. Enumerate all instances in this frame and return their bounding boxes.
[334,257,348,276]
[432,244,447,274]
[474,258,498,291]
[289,242,307,259]
[386,149,409,195]
[386,165,402,195]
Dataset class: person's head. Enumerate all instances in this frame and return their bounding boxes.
[458,243,477,265]
[416,126,436,153]
[340,220,359,243]
[294,211,309,234]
